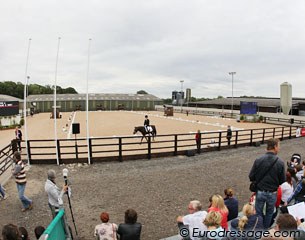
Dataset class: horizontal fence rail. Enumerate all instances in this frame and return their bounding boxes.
[0,125,297,166]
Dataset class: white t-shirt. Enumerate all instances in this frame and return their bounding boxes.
[281,182,294,203]
[183,210,208,240]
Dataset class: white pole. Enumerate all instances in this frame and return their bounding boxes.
[229,72,236,117]
[86,39,92,164]
[23,38,31,164]
[54,37,61,165]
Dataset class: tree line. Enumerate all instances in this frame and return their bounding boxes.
[0,81,78,99]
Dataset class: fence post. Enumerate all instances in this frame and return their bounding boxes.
[235,131,238,148]
[250,130,253,146]
[262,129,265,144]
[289,126,292,139]
[273,128,275,138]
[118,138,122,162]
[174,135,178,156]
[27,141,31,164]
[281,127,284,140]
[197,133,201,154]
[147,136,151,160]
[89,138,93,160]
[218,132,222,151]
[56,140,61,164]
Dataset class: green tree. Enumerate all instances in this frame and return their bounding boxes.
[137,90,148,94]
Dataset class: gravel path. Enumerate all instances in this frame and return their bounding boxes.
[1,137,305,239]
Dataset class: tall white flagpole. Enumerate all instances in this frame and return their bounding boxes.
[86,38,92,164]
[23,38,31,165]
[54,37,61,165]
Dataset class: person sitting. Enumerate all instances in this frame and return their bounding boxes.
[94,212,118,240]
[177,200,208,240]
[286,168,305,205]
[34,226,45,239]
[2,223,21,240]
[117,209,141,240]
[223,188,238,221]
[288,153,301,168]
[203,211,225,240]
[280,171,294,204]
[19,227,29,240]
[208,194,229,230]
[231,203,263,231]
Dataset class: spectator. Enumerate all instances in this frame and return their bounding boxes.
[2,223,21,240]
[12,151,33,212]
[195,130,201,153]
[15,127,22,152]
[288,153,301,168]
[280,171,294,204]
[19,227,29,240]
[223,188,238,221]
[203,211,225,240]
[94,212,118,240]
[249,138,285,229]
[177,200,207,240]
[0,183,8,200]
[117,209,141,240]
[208,194,229,230]
[34,226,45,239]
[226,126,232,146]
[45,169,68,218]
[286,168,305,205]
[230,203,263,231]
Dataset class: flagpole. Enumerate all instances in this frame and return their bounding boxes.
[54,37,61,165]
[86,38,92,164]
[23,38,31,165]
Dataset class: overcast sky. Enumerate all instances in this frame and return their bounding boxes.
[1,0,305,99]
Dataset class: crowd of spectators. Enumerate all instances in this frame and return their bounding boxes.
[175,138,305,240]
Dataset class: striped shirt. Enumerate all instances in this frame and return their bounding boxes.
[13,160,27,184]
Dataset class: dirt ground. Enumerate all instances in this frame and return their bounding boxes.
[0,111,299,239]
[1,136,305,240]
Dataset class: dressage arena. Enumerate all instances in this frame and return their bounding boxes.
[0,110,281,159]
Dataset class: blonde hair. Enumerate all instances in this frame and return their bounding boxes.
[210,195,228,213]
[204,211,222,228]
[238,203,255,230]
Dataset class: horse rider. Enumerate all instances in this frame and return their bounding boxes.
[144,115,150,133]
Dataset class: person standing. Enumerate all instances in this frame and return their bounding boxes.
[44,169,68,218]
[195,130,201,153]
[12,151,33,212]
[15,127,23,151]
[226,125,232,146]
[249,138,285,229]
[0,183,8,200]
[144,115,150,133]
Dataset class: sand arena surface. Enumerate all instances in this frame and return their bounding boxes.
[0,110,279,149]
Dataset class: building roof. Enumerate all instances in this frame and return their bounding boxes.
[0,94,23,102]
[27,93,162,102]
[192,97,305,107]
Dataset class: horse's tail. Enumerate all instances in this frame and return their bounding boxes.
[153,126,157,136]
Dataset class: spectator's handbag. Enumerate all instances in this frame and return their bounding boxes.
[249,157,278,192]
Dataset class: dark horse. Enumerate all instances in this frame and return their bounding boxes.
[133,125,157,144]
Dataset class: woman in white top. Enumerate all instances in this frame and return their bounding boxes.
[280,171,294,203]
